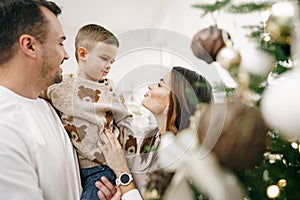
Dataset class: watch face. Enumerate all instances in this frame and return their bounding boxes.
[116,172,133,186]
[120,174,130,184]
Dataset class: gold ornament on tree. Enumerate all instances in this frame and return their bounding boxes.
[216,47,241,69]
[265,1,296,44]
[215,31,241,70]
[277,179,287,189]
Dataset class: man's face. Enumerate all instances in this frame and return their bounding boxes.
[38,6,69,89]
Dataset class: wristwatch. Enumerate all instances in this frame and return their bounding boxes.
[115,172,133,186]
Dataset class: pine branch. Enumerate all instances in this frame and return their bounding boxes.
[241,24,291,62]
[192,0,231,16]
[227,2,272,13]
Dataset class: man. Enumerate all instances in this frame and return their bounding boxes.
[0,0,81,199]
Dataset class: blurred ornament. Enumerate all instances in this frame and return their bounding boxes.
[275,154,283,160]
[145,170,174,200]
[262,33,271,42]
[261,70,300,139]
[263,170,270,181]
[282,159,287,165]
[266,153,278,164]
[277,179,287,188]
[191,26,231,64]
[291,1,300,68]
[269,159,276,164]
[291,141,298,149]
[212,62,238,90]
[266,185,280,198]
[158,111,245,200]
[216,46,241,69]
[265,1,296,44]
[144,188,160,200]
[267,70,283,87]
[239,42,275,77]
[235,71,260,106]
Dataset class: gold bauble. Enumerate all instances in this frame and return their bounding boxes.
[277,179,287,188]
[265,1,296,44]
[266,17,291,44]
[216,46,241,69]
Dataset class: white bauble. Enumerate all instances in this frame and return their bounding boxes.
[239,43,275,77]
[261,70,300,139]
[157,132,184,171]
[216,46,241,69]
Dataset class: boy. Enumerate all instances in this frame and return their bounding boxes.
[46,24,137,200]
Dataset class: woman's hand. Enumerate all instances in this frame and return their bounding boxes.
[98,128,130,175]
[98,129,139,197]
[95,176,121,200]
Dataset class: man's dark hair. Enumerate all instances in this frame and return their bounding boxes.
[0,0,61,65]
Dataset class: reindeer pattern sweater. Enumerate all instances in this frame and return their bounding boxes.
[48,74,137,169]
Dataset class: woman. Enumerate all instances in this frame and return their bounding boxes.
[96,66,212,199]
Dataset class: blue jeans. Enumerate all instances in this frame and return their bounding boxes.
[80,165,116,200]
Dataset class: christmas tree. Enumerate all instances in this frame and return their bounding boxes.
[190,0,300,199]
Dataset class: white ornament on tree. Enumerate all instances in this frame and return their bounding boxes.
[158,131,245,200]
[239,42,275,77]
[216,46,241,69]
[261,69,300,139]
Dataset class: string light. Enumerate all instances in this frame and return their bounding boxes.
[266,185,280,198]
[291,141,298,149]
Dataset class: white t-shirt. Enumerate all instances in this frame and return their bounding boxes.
[0,86,82,200]
[122,189,143,200]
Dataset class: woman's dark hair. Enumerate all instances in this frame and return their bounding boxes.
[167,66,212,133]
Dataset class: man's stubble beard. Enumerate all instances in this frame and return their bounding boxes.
[40,53,63,89]
[54,73,63,84]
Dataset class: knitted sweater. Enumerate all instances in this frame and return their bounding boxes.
[48,74,137,169]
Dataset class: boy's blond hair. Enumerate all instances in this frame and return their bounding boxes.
[74,24,119,62]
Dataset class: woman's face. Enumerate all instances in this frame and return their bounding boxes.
[142,72,171,115]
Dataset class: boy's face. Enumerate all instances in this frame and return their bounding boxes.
[81,42,118,81]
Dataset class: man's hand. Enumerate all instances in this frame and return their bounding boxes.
[95,176,121,200]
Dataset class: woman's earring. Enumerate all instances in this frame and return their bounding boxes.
[164,108,168,115]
